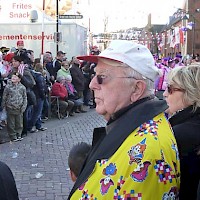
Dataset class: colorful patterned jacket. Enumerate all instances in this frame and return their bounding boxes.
[68,98,180,199]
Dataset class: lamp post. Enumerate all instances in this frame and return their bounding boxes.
[192,18,195,56]
[56,0,59,52]
[41,0,45,64]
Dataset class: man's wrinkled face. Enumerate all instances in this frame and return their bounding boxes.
[89,60,135,121]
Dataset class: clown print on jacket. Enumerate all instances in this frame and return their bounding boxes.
[70,113,180,199]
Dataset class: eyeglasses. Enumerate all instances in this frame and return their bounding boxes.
[96,74,138,84]
[167,85,185,94]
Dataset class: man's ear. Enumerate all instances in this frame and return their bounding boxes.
[130,81,146,103]
[70,170,77,182]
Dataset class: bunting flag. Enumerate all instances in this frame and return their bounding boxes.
[167,30,171,44]
[170,29,175,48]
[174,27,180,47]
[187,21,194,30]
[161,33,165,46]
[179,28,184,44]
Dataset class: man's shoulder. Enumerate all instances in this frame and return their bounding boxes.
[55,59,62,65]
[0,161,13,176]
[127,98,167,118]
[23,68,33,76]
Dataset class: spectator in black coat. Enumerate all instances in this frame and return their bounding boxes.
[44,52,55,83]
[81,61,92,106]
[163,64,200,200]
[52,51,65,79]
[0,161,19,200]
[69,56,86,112]
[28,63,47,133]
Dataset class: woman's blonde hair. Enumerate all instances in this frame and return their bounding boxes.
[167,64,200,111]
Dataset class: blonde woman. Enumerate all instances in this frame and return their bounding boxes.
[163,64,200,200]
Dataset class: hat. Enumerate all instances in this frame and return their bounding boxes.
[162,57,168,62]
[4,53,14,62]
[77,40,159,81]
[175,54,182,59]
[17,40,24,46]
[0,46,10,53]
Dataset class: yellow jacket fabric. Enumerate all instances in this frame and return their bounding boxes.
[71,112,180,199]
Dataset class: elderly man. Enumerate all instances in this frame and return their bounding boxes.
[68,40,180,199]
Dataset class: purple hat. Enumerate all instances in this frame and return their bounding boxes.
[163,57,168,61]
[175,54,182,59]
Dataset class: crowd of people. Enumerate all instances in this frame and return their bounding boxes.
[0,40,200,200]
[0,40,96,143]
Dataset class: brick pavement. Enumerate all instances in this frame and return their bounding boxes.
[0,109,106,200]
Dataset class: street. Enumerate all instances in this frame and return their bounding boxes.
[0,109,106,200]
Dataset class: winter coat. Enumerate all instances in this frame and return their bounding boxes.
[0,161,19,200]
[2,80,27,113]
[52,59,62,78]
[9,67,36,89]
[9,67,36,106]
[169,106,200,200]
[31,71,46,100]
[57,66,71,79]
[51,82,68,100]
[70,64,85,92]
[69,98,180,199]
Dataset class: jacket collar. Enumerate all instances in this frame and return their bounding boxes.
[169,105,200,126]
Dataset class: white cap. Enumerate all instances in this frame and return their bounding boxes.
[77,40,159,81]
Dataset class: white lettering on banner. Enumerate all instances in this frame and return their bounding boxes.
[0,34,54,41]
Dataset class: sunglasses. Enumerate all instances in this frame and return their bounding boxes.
[96,74,138,84]
[167,85,185,94]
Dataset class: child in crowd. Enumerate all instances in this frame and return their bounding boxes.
[1,73,27,142]
[68,142,91,182]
